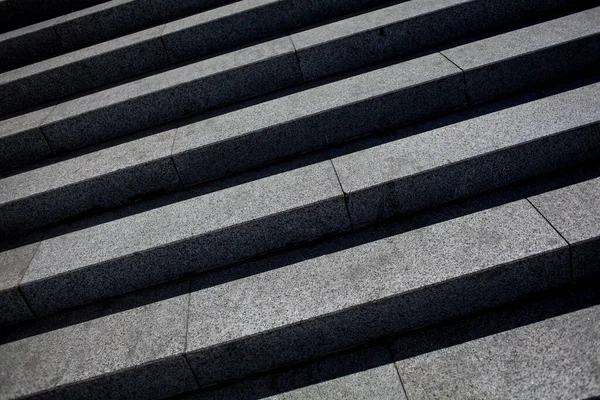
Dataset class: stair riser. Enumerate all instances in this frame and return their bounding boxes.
[187,249,569,386]
[174,75,465,187]
[347,123,600,227]
[0,0,583,118]
[0,157,181,238]
[463,35,600,104]
[293,0,583,80]
[19,197,349,316]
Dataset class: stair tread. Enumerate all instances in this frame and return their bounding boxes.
[16,156,348,315]
[172,51,462,185]
[0,282,196,399]
[184,346,406,400]
[291,0,586,80]
[394,302,600,399]
[184,191,568,385]
[521,164,600,280]
[443,5,600,69]
[182,299,600,399]
[1,81,599,320]
[0,187,572,397]
[2,0,600,397]
[522,166,600,245]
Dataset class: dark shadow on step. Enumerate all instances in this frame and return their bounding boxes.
[329,72,600,159]
[434,0,600,53]
[3,156,600,340]
[0,279,189,344]
[169,280,600,400]
[518,160,600,198]
[174,344,398,400]
[4,70,599,248]
[0,187,522,341]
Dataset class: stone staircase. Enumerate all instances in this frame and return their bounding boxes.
[0,0,599,398]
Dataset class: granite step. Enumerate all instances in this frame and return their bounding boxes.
[173,9,600,188]
[331,81,600,227]
[0,0,396,112]
[6,106,598,326]
[6,155,350,318]
[178,285,600,399]
[1,0,594,118]
[0,0,107,35]
[0,187,575,398]
[181,345,407,400]
[2,5,598,174]
[1,65,598,244]
[0,0,397,74]
[2,0,598,396]
[0,0,235,71]
[519,163,600,281]
[393,294,600,399]
[0,51,462,237]
[0,36,303,171]
[291,0,599,80]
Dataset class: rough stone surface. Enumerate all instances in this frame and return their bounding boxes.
[395,303,600,400]
[186,346,406,400]
[291,0,568,80]
[0,0,233,67]
[0,236,40,326]
[0,18,62,72]
[0,128,181,238]
[164,0,292,62]
[54,0,149,49]
[185,193,568,386]
[0,0,106,35]
[0,105,53,171]
[55,0,226,50]
[521,165,600,280]
[19,156,349,315]
[0,282,197,399]
[41,36,303,152]
[332,82,600,226]
[162,0,391,63]
[442,6,600,103]
[172,52,463,186]
[0,26,170,114]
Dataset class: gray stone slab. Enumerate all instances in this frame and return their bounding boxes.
[54,0,234,51]
[187,346,406,399]
[172,52,464,186]
[0,106,53,171]
[162,0,392,63]
[332,82,600,227]
[0,128,181,238]
[0,18,62,72]
[442,6,600,104]
[40,37,303,152]
[185,193,569,386]
[0,236,40,326]
[19,156,349,315]
[521,166,600,280]
[164,0,290,63]
[291,0,570,81]
[0,281,198,399]
[0,25,170,115]
[395,303,600,399]
[54,0,167,50]
[0,0,234,69]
